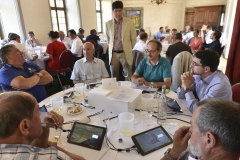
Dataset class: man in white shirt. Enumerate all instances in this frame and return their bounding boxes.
[58,31,72,50]
[71,42,109,83]
[68,29,83,63]
[183,26,194,44]
[202,25,213,44]
[6,33,38,61]
[133,32,148,56]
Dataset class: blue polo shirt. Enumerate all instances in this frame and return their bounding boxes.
[135,56,171,82]
[0,62,47,102]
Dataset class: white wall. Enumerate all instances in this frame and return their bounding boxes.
[79,0,97,36]
[65,0,81,33]
[122,0,185,36]
[0,0,23,39]
[19,0,52,45]
[185,0,227,7]
[102,0,113,34]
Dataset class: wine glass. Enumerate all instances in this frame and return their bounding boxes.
[122,70,129,81]
[143,99,156,130]
[149,83,158,97]
[73,83,84,100]
[95,74,102,87]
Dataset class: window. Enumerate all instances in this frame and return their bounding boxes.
[96,0,102,33]
[49,0,67,34]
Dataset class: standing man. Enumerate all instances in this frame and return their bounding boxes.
[105,1,136,80]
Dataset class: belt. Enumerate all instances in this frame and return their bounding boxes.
[112,50,124,53]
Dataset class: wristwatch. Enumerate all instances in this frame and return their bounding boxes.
[35,73,43,78]
[185,88,191,93]
[150,82,154,87]
[164,148,176,160]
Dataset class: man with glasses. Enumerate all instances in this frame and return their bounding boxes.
[132,40,171,89]
[177,50,232,113]
[0,91,85,160]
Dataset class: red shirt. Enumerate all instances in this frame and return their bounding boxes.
[46,40,67,70]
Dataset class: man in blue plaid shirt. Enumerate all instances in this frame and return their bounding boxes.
[0,91,85,160]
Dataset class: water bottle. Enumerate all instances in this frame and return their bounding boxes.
[157,85,167,126]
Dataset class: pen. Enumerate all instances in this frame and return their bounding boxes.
[103,115,118,122]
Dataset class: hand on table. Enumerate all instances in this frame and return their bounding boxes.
[137,77,145,86]
[170,126,191,159]
[42,111,64,129]
[181,71,194,90]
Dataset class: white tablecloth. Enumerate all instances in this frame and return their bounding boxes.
[39,85,192,160]
[99,42,108,54]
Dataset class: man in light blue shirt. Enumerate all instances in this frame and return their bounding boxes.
[177,50,232,113]
[155,27,164,40]
[132,40,172,89]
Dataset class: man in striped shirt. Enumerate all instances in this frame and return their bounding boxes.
[0,91,85,160]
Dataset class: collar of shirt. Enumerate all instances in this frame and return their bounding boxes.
[200,71,217,85]
[114,18,123,24]
[146,56,162,67]
[83,57,97,63]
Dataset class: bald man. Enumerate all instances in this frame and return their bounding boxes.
[57,31,72,50]
[70,42,109,83]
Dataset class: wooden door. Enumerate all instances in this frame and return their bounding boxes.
[185,8,195,27]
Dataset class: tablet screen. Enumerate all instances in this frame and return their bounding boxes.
[132,126,173,156]
[68,122,106,150]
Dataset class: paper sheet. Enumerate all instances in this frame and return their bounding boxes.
[107,87,142,102]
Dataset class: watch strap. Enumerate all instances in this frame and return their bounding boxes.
[164,148,176,160]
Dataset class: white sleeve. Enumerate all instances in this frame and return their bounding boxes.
[71,41,76,54]
[70,63,79,80]
[22,45,33,60]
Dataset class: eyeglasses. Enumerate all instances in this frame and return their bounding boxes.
[191,61,202,67]
[145,49,158,54]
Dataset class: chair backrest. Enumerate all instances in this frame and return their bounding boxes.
[170,51,193,91]
[59,50,73,69]
[232,83,240,103]
[132,50,145,74]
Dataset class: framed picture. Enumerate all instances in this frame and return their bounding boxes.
[123,7,143,29]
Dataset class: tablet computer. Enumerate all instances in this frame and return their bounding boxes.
[166,96,183,113]
[67,122,106,150]
[131,126,173,156]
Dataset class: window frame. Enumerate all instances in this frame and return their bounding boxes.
[96,0,103,33]
[49,0,68,34]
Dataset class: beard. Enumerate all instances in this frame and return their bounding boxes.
[188,139,202,158]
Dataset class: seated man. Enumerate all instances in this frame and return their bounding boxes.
[177,50,232,113]
[183,26,194,44]
[202,30,222,55]
[68,29,83,63]
[155,26,164,40]
[160,98,240,160]
[132,32,148,56]
[77,28,85,43]
[0,45,53,102]
[70,42,109,83]
[0,91,85,160]
[58,30,72,50]
[86,29,100,47]
[164,28,177,44]
[131,40,171,89]
[0,32,14,48]
[25,31,42,47]
[6,33,38,61]
[166,33,192,65]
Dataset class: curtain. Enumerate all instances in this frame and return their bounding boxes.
[225,0,240,85]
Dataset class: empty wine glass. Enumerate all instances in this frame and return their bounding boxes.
[95,74,102,87]
[122,70,129,81]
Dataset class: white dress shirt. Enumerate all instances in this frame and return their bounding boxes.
[71,36,83,57]
[205,30,213,44]
[6,40,33,60]
[183,31,194,44]
[132,40,147,56]
[58,37,72,50]
[70,57,109,81]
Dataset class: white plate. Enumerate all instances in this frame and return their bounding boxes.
[66,106,83,115]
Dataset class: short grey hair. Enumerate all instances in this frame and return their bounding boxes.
[196,98,240,154]
[147,39,162,51]
[0,44,15,64]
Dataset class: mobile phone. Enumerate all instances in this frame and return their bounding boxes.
[39,105,48,119]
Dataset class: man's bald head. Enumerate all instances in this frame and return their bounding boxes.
[83,42,95,62]
[0,91,36,138]
[58,31,65,40]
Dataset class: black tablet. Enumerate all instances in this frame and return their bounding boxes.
[67,122,106,150]
[166,96,183,113]
[131,126,173,156]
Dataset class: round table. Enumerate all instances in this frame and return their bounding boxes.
[39,84,192,160]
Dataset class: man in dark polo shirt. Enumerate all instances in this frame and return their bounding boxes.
[166,33,192,65]
[0,45,53,102]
